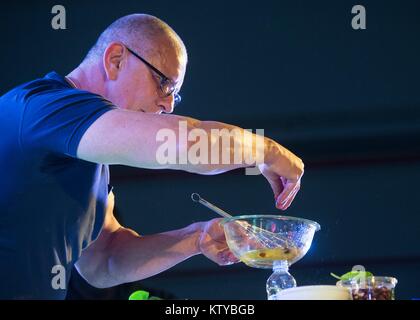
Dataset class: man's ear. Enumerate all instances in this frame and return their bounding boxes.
[103,42,126,81]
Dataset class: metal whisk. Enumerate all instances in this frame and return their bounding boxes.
[191,193,290,250]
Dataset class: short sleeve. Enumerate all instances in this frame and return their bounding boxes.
[20,88,116,158]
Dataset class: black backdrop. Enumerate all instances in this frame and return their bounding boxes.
[1,0,420,300]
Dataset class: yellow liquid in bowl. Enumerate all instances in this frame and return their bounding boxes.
[240,247,300,267]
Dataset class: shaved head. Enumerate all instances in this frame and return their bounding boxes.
[85,14,187,66]
[69,14,188,114]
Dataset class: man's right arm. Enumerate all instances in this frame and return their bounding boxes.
[77,109,304,209]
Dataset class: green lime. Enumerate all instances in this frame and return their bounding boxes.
[128,290,150,300]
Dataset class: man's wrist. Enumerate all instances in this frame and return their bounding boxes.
[183,222,204,256]
[263,138,278,166]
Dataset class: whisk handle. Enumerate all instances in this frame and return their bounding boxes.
[191,193,232,219]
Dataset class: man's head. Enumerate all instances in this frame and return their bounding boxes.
[82,14,187,113]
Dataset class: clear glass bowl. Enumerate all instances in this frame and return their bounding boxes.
[336,276,398,300]
[220,215,321,269]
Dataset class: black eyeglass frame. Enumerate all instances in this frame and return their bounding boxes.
[125,46,181,106]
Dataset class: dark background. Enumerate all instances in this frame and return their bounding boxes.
[1,0,419,299]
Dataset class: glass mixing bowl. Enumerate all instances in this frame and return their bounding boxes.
[220,215,320,269]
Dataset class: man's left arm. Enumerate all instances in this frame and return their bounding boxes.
[75,191,237,288]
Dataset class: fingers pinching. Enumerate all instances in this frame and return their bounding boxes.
[280,183,300,210]
[275,180,296,209]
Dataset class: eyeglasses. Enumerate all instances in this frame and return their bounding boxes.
[125,46,181,106]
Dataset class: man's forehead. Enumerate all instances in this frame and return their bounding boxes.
[146,37,186,82]
[152,56,185,88]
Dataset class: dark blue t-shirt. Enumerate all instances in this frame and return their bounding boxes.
[0,72,116,299]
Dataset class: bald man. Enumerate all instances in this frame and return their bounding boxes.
[0,14,303,299]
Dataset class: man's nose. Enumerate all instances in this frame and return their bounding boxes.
[157,94,175,114]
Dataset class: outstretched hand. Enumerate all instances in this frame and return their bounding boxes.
[259,140,304,210]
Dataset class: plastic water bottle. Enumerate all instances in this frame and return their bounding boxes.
[266,260,297,300]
